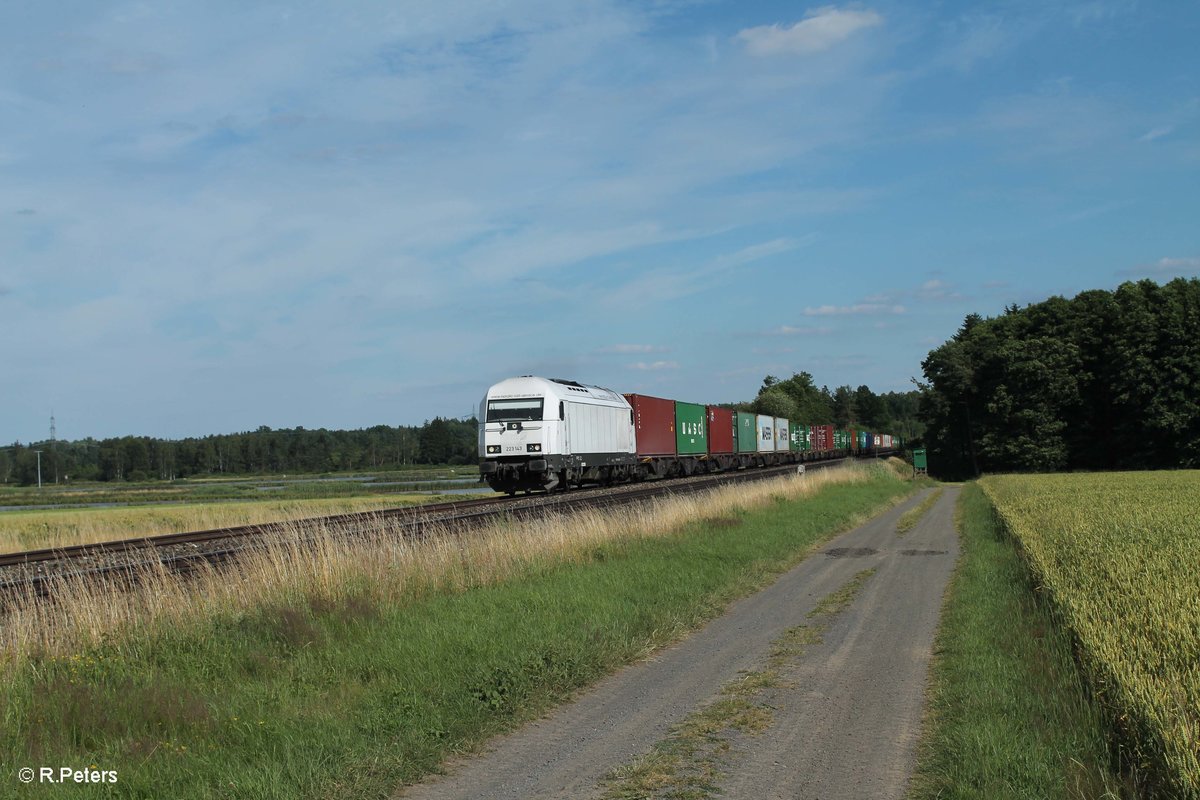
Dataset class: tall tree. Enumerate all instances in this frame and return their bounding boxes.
[919,278,1200,477]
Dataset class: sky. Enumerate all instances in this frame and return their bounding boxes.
[2,0,1197,442]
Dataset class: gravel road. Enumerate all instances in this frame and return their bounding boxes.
[397,486,959,800]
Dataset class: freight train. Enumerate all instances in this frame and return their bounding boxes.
[478,376,901,495]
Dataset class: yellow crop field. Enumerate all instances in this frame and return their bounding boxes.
[980,472,1200,797]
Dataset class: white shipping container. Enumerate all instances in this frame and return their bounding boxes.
[756,414,774,453]
[774,418,790,452]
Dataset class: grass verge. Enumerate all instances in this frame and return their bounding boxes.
[909,483,1127,800]
[1,465,911,800]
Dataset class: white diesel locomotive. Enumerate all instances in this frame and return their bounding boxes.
[478,376,638,494]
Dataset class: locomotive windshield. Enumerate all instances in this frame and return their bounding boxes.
[486,398,544,422]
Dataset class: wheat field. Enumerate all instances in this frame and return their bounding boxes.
[980,471,1200,798]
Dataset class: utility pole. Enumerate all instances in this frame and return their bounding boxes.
[50,412,58,484]
[34,450,43,488]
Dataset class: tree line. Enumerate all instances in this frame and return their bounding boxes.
[1,377,925,487]
[730,373,923,441]
[919,278,1200,478]
[0,418,478,485]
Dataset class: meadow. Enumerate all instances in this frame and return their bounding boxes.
[0,463,914,799]
[0,493,480,553]
[0,465,478,509]
[979,472,1200,798]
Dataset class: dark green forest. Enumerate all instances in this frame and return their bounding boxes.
[920,278,1200,478]
[0,418,478,485]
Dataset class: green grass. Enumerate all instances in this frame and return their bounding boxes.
[909,483,1128,800]
[0,465,480,508]
[895,486,944,535]
[1,470,911,800]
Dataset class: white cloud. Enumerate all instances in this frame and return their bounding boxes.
[803,303,905,316]
[714,236,812,267]
[629,360,679,371]
[916,279,966,301]
[1139,126,1174,142]
[936,14,1014,72]
[599,344,666,354]
[865,278,967,304]
[765,325,834,336]
[1119,256,1200,277]
[737,7,883,57]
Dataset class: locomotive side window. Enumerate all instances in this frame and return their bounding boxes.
[486,398,545,422]
[559,401,565,420]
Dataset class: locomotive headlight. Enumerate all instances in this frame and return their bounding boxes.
[526,443,542,452]
[486,445,501,454]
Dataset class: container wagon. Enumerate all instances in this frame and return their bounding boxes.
[706,406,736,471]
[756,415,774,456]
[774,418,790,453]
[734,411,758,468]
[625,393,677,478]
[810,424,833,453]
[675,401,708,474]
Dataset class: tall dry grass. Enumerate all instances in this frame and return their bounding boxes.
[0,494,467,554]
[2,464,889,669]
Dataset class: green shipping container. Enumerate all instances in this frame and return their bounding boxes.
[789,422,801,452]
[796,423,810,451]
[675,401,708,455]
[734,411,758,453]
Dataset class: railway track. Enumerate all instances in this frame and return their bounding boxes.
[0,458,861,607]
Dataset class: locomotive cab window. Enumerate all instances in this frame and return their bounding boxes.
[486,398,544,422]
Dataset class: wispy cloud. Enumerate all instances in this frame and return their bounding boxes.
[928,13,1032,73]
[915,279,965,301]
[803,303,905,316]
[714,236,811,268]
[761,324,834,336]
[864,278,967,304]
[1139,126,1174,142]
[736,7,883,56]
[598,344,668,354]
[1118,256,1200,277]
[629,360,679,371]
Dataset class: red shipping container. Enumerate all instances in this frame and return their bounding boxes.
[624,393,677,457]
[706,406,735,455]
[809,424,834,452]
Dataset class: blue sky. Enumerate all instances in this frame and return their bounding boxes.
[2,0,1197,442]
